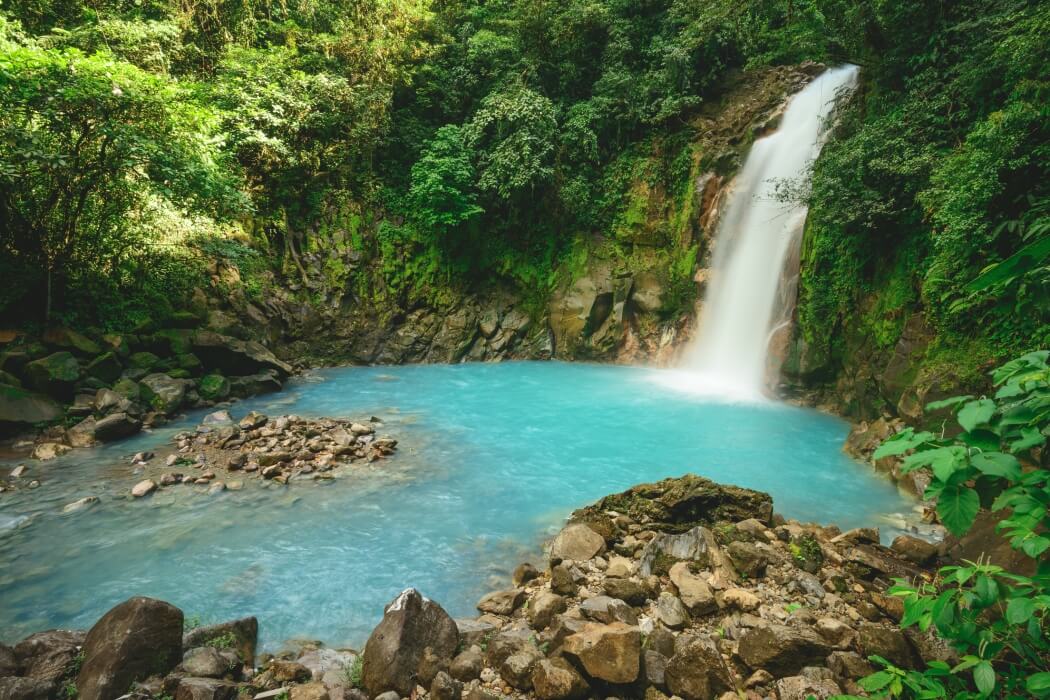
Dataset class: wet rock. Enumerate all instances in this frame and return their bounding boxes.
[890,535,938,565]
[203,410,233,425]
[512,563,541,586]
[32,442,70,461]
[0,385,62,425]
[562,622,640,684]
[181,647,229,678]
[531,658,589,700]
[141,373,187,414]
[665,635,731,700]
[737,623,832,676]
[62,496,99,513]
[476,589,525,616]
[9,465,26,478]
[77,597,183,700]
[549,524,606,562]
[527,592,566,630]
[361,589,458,697]
[132,479,157,498]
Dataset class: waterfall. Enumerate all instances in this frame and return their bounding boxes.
[676,65,859,401]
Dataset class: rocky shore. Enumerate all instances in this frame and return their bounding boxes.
[0,475,945,700]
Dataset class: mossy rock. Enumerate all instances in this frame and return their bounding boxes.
[0,384,62,424]
[101,334,131,358]
[150,329,193,357]
[168,310,203,329]
[177,353,203,373]
[0,369,21,388]
[24,351,81,396]
[86,352,123,384]
[168,369,192,379]
[198,374,231,401]
[42,327,102,356]
[112,377,141,401]
[129,351,160,371]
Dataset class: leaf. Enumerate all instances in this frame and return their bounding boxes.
[873,429,935,459]
[1006,596,1036,624]
[937,486,980,536]
[966,236,1050,293]
[970,452,1022,480]
[1009,426,1046,452]
[1028,672,1050,694]
[973,661,995,696]
[926,395,972,412]
[1022,535,1050,558]
[858,671,895,692]
[958,399,996,432]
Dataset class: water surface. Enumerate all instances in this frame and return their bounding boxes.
[0,362,913,649]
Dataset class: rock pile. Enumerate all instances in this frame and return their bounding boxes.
[129,410,399,493]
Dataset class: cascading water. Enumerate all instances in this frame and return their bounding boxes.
[676,65,859,401]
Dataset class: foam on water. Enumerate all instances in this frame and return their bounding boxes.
[0,362,912,648]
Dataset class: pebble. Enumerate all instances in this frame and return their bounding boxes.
[10,465,27,478]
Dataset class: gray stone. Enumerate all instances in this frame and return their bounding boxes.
[0,677,51,700]
[93,412,142,442]
[182,617,258,666]
[430,671,462,700]
[668,562,717,615]
[579,596,638,625]
[449,648,483,682]
[656,593,690,630]
[476,589,525,616]
[181,647,229,678]
[527,592,566,630]
[549,524,606,562]
[737,623,832,676]
[174,677,238,700]
[0,385,62,424]
[665,635,731,700]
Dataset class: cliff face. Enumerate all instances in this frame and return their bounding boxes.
[220,66,821,369]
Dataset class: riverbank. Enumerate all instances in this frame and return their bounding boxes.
[0,474,945,700]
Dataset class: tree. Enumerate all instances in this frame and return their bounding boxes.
[408,124,483,233]
[0,37,244,320]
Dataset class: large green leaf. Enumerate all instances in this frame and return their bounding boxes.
[966,236,1050,292]
[937,485,980,536]
[958,399,996,432]
[970,452,1022,480]
[973,661,995,696]
[1028,672,1050,695]
[873,429,935,459]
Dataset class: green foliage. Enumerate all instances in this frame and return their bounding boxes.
[408,125,483,232]
[344,655,363,688]
[848,352,1050,699]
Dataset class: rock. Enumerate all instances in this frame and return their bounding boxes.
[605,556,635,578]
[295,647,355,683]
[62,496,99,513]
[181,647,229,678]
[737,624,832,676]
[550,564,577,596]
[832,528,880,545]
[844,544,920,581]
[0,385,62,424]
[579,596,637,625]
[268,661,312,683]
[814,618,854,648]
[43,327,101,355]
[656,593,690,629]
[13,629,85,685]
[826,651,874,680]
[727,541,769,578]
[0,643,16,676]
[774,675,841,700]
[500,647,543,690]
[141,373,187,414]
[527,592,566,630]
[173,677,238,700]
[191,331,293,377]
[289,682,330,700]
[373,693,399,700]
[25,352,80,396]
[239,412,268,430]
[531,658,589,700]
[93,412,142,442]
[603,577,649,606]
[512,563,541,586]
[430,671,462,700]
[574,474,773,535]
[77,596,184,700]
[890,535,938,565]
[449,648,483,682]
[476,589,525,616]
[229,371,282,398]
[132,479,157,498]
[454,619,497,648]
[203,410,233,425]
[361,589,459,697]
[9,465,26,478]
[642,649,668,688]
[85,353,122,384]
[637,526,721,577]
[31,442,69,461]
[199,374,231,402]
[857,623,920,669]
[562,622,640,684]
[0,677,51,700]
[723,588,761,612]
[669,563,717,615]
[665,636,732,700]
[549,524,606,562]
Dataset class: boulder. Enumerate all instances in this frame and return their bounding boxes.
[449,648,483,682]
[638,526,720,577]
[549,524,606,562]
[737,623,832,676]
[603,577,649,606]
[723,587,761,612]
[131,479,157,498]
[198,374,231,402]
[0,385,62,424]
[665,636,732,700]
[500,647,543,691]
[579,596,637,625]
[656,593,690,629]
[531,658,589,700]
[430,671,462,700]
[361,589,458,697]
[183,618,258,666]
[191,331,293,377]
[527,592,566,630]
[289,682,330,700]
[140,373,187,414]
[13,629,85,685]
[0,642,16,676]
[562,622,640,684]
[31,442,70,461]
[890,535,938,566]
[173,677,238,700]
[573,474,773,534]
[77,597,184,700]
[181,647,229,678]
[230,371,283,398]
[42,328,101,356]
[67,418,97,447]
[93,412,142,442]
[454,619,497,648]
[857,623,921,669]
[0,677,51,700]
[476,589,526,616]
[774,675,842,700]
[24,352,80,397]
[512,563,541,587]
[727,541,769,578]
[85,353,122,384]
[550,564,577,596]
[668,562,717,615]
[826,651,874,680]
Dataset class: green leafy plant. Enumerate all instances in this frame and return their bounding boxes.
[840,351,1050,699]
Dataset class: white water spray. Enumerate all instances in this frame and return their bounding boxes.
[674,65,859,401]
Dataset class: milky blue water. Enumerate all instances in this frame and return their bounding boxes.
[0,362,913,650]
